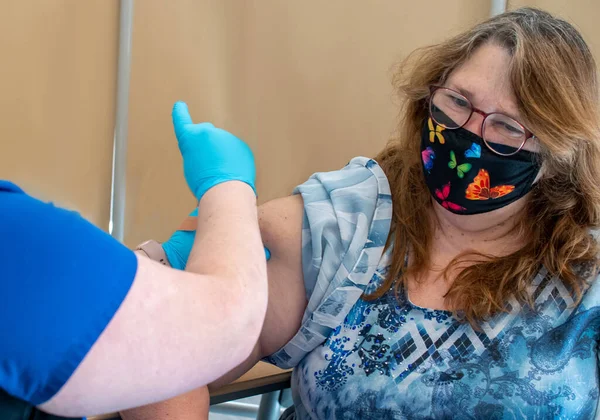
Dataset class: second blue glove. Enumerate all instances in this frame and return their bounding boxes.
[162,208,271,270]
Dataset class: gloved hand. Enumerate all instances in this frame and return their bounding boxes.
[172,101,256,201]
[162,208,272,270]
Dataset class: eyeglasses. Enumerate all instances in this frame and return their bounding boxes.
[428,85,535,156]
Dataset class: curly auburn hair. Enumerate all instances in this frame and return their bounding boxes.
[366,7,600,326]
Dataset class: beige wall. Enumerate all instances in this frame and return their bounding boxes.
[125,0,490,247]
[0,1,118,228]
[2,1,597,248]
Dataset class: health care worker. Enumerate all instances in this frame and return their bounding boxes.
[0,102,270,418]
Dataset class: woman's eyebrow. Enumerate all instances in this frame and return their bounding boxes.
[448,82,524,122]
[452,84,475,99]
[444,82,474,99]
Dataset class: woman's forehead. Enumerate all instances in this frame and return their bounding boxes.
[446,43,520,118]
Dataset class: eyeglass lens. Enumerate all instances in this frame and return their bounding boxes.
[430,87,527,155]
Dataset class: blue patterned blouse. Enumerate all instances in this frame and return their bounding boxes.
[265,157,600,419]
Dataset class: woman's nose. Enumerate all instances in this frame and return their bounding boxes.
[462,112,484,137]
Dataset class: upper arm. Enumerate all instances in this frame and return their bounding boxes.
[0,181,263,417]
[257,158,393,362]
[257,195,308,356]
[43,256,261,416]
[208,194,308,390]
[211,157,393,387]
[0,182,138,408]
[263,157,393,368]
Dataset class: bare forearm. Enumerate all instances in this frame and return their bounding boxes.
[186,181,268,337]
[121,184,263,420]
[187,181,265,284]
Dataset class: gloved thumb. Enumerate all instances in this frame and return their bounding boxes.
[172,101,193,139]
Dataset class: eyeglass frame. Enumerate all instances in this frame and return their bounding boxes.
[428,85,536,157]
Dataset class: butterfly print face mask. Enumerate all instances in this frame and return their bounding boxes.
[420,118,541,215]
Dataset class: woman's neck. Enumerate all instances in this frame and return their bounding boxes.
[406,200,529,310]
[428,200,527,263]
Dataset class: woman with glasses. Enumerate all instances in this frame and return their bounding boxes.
[125,7,600,419]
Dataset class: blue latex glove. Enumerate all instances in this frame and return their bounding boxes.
[162,208,271,270]
[172,101,256,201]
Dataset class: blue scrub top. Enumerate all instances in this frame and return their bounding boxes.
[0,180,138,406]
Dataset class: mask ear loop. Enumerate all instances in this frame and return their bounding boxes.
[531,155,545,185]
[521,138,544,194]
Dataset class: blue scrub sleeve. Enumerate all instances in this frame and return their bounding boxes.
[0,180,138,405]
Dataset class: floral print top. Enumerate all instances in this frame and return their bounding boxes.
[266,157,600,419]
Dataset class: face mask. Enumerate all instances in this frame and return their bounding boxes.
[420,118,541,215]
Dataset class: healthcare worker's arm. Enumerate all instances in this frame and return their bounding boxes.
[0,102,268,418]
[121,194,307,420]
[41,183,266,417]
